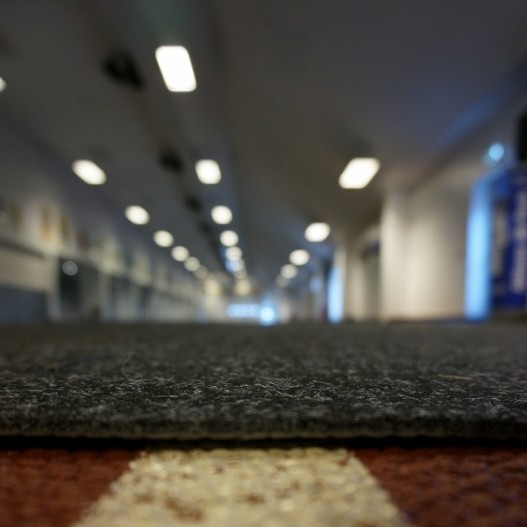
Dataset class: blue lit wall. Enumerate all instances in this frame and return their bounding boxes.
[464,170,504,320]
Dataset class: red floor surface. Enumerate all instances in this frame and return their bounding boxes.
[1,439,526,527]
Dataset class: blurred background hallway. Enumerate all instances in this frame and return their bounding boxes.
[2,4,527,526]
[2,1,527,325]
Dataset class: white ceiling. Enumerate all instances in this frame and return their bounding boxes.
[2,0,527,292]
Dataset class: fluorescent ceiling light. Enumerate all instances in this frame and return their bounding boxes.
[184,256,200,272]
[290,249,310,266]
[153,230,174,247]
[0,76,6,92]
[225,246,243,261]
[204,279,222,296]
[72,160,106,185]
[276,276,289,288]
[155,46,196,92]
[305,222,330,242]
[172,246,189,261]
[195,159,221,184]
[125,205,149,225]
[234,280,252,296]
[220,230,238,247]
[339,157,380,189]
[194,267,208,279]
[281,264,298,279]
[227,259,244,272]
[211,205,232,225]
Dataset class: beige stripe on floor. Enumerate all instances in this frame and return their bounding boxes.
[75,448,409,527]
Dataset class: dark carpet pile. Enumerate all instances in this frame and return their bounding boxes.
[0,323,526,439]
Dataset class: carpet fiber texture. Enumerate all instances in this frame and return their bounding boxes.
[0,323,526,439]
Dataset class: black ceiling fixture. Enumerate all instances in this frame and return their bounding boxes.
[159,151,184,173]
[200,222,213,236]
[184,195,202,213]
[103,52,144,89]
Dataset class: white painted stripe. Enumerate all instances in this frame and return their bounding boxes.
[75,448,409,527]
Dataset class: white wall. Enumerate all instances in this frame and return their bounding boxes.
[376,92,527,320]
[378,161,492,320]
[403,163,477,318]
[379,190,411,320]
[348,225,380,321]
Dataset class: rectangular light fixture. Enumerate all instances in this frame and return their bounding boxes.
[155,46,196,92]
[72,159,106,185]
[196,159,221,184]
[339,158,380,189]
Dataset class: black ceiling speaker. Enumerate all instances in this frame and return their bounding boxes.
[159,151,184,173]
[517,110,527,163]
[103,52,144,89]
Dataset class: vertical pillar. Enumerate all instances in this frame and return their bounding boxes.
[380,189,410,320]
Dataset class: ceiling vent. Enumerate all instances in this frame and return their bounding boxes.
[103,52,144,89]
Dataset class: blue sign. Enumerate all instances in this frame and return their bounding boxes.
[491,168,527,312]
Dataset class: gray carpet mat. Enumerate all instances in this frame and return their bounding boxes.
[0,324,526,440]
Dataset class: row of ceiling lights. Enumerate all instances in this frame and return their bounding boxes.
[2,47,379,294]
[273,157,381,287]
[48,165,198,282]
[153,45,352,294]
[154,46,251,291]
[70,47,247,292]
[273,159,381,288]
[72,160,247,288]
[274,232,330,289]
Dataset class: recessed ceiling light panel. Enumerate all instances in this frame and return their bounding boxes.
[125,205,149,225]
[289,249,310,266]
[220,230,239,247]
[155,46,196,92]
[172,246,189,261]
[211,205,232,225]
[184,256,200,272]
[0,76,6,92]
[305,222,330,242]
[72,160,106,185]
[281,264,298,279]
[234,280,252,296]
[227,259,244,272]
[276,276,289,288]
[204,279,222,296]
[153,230,174,247]
[225,246,243,261]
[339,157,380,189]
[195,159,221,184]
[194,267,208,279]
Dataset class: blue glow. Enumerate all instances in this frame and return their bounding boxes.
[327,264,343,323]
[260,306,275,325]
[464,171,503,320]
[227,303,260,318]
[488,143,505,163]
